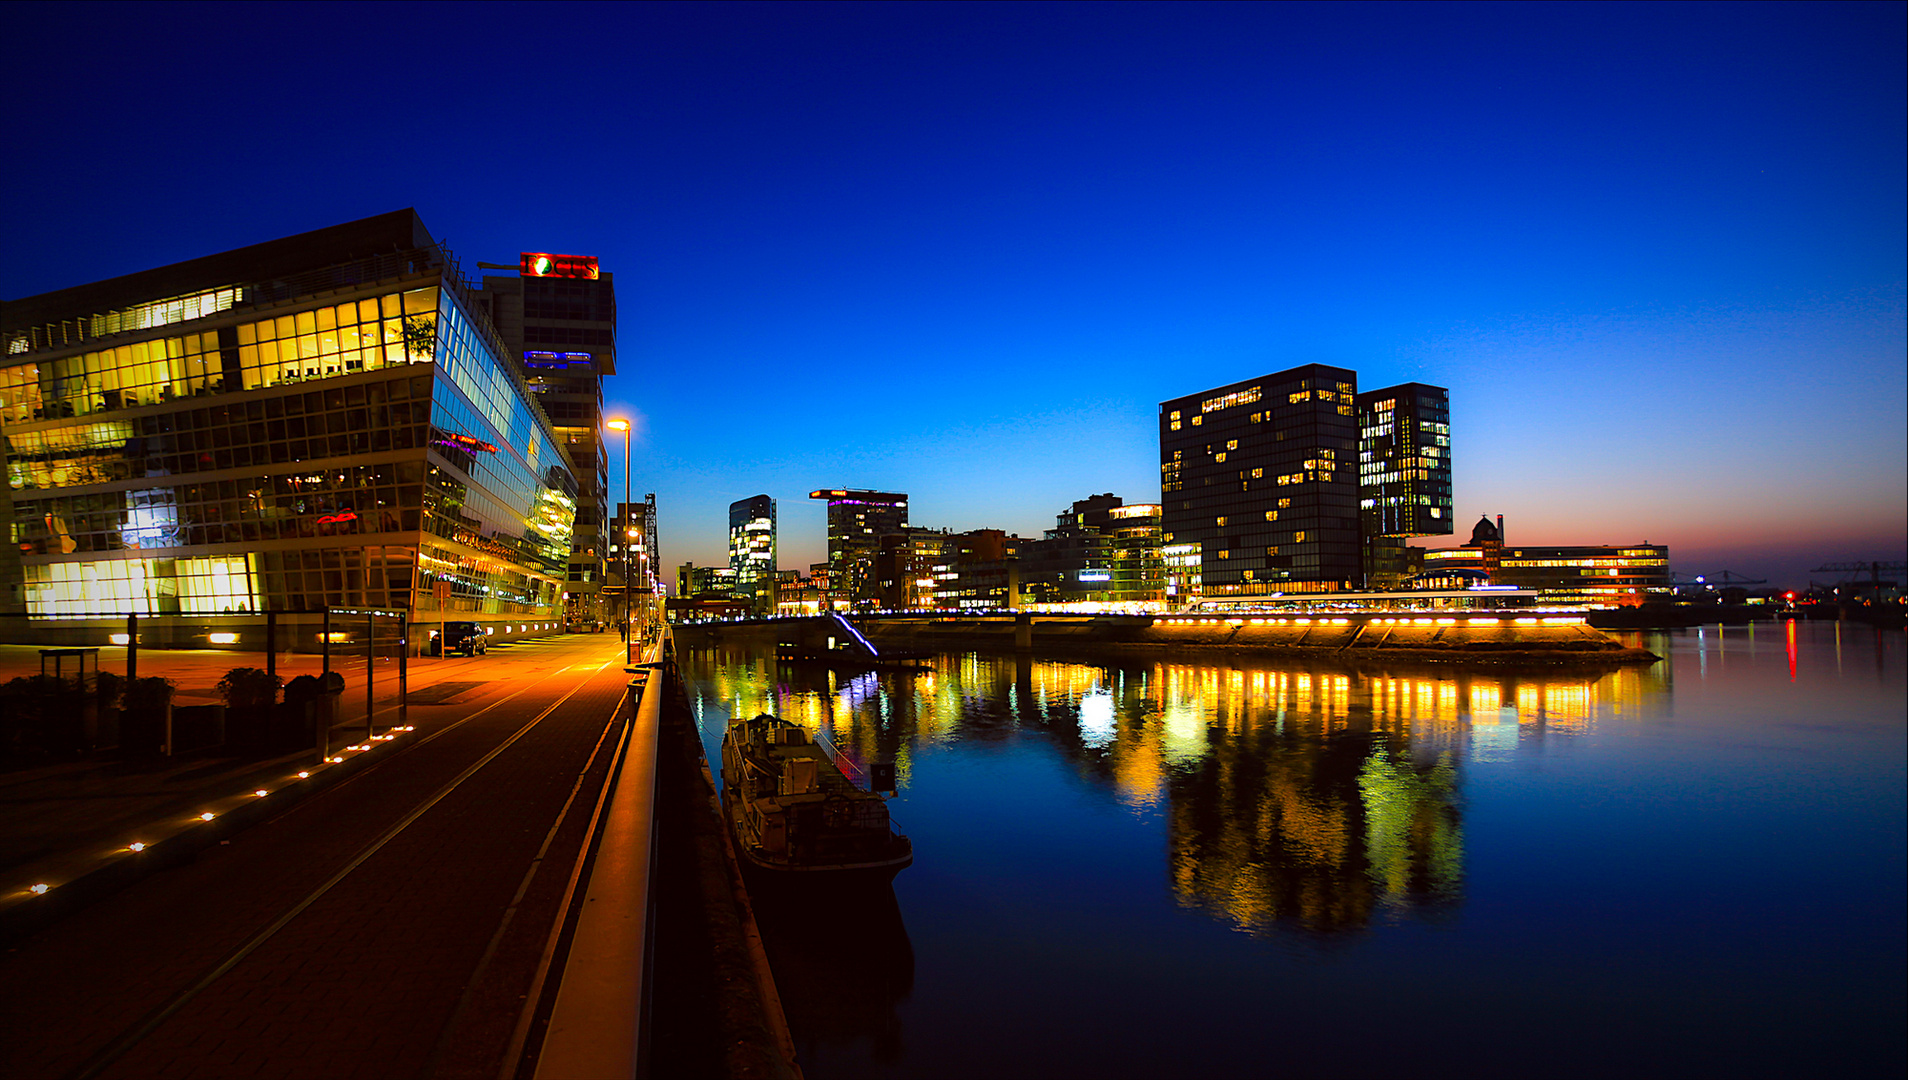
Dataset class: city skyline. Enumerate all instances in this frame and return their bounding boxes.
[3,3,1902,589]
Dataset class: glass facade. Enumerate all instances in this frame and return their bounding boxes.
[1,218,576,629]
[728,494,777,615]
[1356,383,1452,539]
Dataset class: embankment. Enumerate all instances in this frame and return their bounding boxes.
[680,615,1660,671]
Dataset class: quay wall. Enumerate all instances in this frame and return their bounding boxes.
[677,615,1659,668]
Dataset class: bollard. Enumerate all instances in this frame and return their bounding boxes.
[126,612,138,683]
[398,614,408,728]
[266,611,277,679]
[365,611,375,743]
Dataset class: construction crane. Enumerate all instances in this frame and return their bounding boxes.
[1810,561,1905,591]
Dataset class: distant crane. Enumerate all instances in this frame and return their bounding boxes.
[1810,561,1906,592]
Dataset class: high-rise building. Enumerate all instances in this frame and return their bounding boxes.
[809,489,907,609]
[0,210,575,640]
[1356,383,1452,588]
[1159,365,1361,604]
[728,494,776,615]
[476,252,616,628]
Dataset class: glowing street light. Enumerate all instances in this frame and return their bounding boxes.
[607,418,632,663]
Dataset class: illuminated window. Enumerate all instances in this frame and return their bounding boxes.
[1216,516,1228,526]
[1294,531,1306,543]
[1214,452,1226,463]
[1264,510,1278,521]
[1225,440,1237,450]
[1190,415,1202,426]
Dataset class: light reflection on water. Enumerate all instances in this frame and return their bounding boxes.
[682,623,1903,1080]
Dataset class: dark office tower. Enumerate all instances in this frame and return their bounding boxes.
[1356,383,1452,589]
[1159,365,1360,603]
[477,252,616,629]
[728,495,777,615]
[809,489,908,610]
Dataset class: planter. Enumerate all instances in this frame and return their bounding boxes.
[226,704,275,754]
[172,704,226,753]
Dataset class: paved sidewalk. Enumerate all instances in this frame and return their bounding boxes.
[0,638,560,937]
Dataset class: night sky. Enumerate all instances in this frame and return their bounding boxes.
[4,2,1902,589]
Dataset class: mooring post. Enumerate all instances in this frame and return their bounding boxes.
[126,611,138,683]
[322,608,331,676]
[266,611,277,679]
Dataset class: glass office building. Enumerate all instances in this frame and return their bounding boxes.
[728,494,776,615]
[0,210,576,641]
[1356,382,1453,588]
[1159,364,1361,603]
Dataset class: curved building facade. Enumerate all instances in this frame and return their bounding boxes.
[0,211,575,643]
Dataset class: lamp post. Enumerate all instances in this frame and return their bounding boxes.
[607,418,632,664]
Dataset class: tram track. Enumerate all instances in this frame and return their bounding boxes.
[0,638,633,1080]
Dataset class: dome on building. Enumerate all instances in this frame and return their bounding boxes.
[1470,515,1501,544]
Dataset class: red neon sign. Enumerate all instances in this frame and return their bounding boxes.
[316,510,358,526]
[435,433,501,454]
[520,252,599,279]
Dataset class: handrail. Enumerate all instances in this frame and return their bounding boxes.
[533,638,664,1080]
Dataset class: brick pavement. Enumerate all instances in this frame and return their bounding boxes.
[0,636,632,1080]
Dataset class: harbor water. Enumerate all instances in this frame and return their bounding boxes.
[682,621,1905,1079]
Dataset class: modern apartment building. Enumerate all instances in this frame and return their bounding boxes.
[476,253,616,627]
[1159,365,1361,604]
[809,488,908,610]
[0,210,575,642]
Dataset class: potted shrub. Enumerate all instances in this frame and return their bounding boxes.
[121,676,176,756]
[95,670,125,751]
[216,667,280,754]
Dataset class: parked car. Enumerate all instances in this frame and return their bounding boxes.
[431,621,489,657]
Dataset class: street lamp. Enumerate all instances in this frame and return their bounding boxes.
[607,418,632,663]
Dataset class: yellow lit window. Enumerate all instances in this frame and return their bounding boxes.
[1190,416,1202,426]
[1226,440,1237,450]
[1214,452,1226,462]
[1251,468,1263,478]
[1216,516,1228,526]
[1278,498,1292,508]
[1294,531,1306,543]
[1264,510,1278,521]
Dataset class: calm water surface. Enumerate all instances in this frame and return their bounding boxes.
[683,622,1905,1079]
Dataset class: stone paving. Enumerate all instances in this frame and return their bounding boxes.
[0,635,633,1079]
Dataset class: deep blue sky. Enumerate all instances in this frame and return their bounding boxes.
[5,2,1903,588]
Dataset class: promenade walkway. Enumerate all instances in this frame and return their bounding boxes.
[0,634,639,1079]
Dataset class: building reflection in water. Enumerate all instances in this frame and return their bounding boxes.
[685,646,1669,940]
